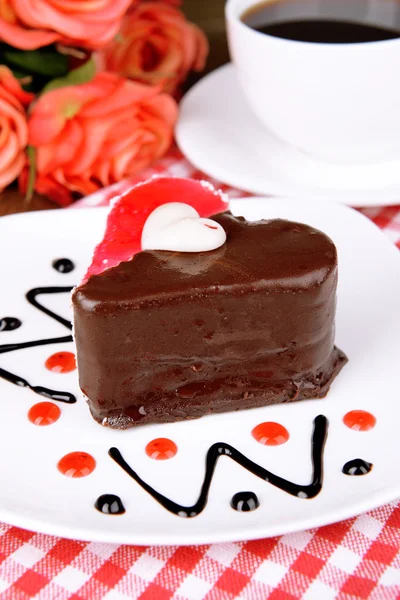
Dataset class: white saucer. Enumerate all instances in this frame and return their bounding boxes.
[1,200,400,545]
[176,64,400,207]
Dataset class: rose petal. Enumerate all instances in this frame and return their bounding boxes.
[12,0,131,48]
[0,129,19,171]
[28,72,177,203]
[0,66,34,106]
[103,3,209,93]
[0,150,24,189]
[0,15,60,49]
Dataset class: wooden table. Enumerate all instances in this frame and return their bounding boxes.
[0,187,57,216]
[185,0,230,75]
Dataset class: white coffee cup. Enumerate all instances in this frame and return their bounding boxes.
[226,0,400,164]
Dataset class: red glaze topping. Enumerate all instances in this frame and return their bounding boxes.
[28,402,61,426]
[57,452,96,477]
[145,438,178,460]
[85,177,228,281]
[343,410,376,431]
[45,352,76,373]
[252,422,289,446]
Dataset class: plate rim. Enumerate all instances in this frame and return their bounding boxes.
[0,486,398,546]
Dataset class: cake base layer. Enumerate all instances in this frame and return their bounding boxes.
[89,346,347,429]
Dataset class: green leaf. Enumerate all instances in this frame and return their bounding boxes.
[25,146,36,205]
[42,58,96,94]
[3,48,68,77]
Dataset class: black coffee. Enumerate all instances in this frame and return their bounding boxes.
[241,0,400,43]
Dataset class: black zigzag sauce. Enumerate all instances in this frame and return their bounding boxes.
[0,286,76,403]
[109,415,328,517]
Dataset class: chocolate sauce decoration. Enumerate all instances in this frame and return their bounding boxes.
[0,317,22,332]
[0,286,76,403]
[26,287,73,330]
[95,494,126,515]
[0,367,76,403]
[342,458,373,476]
[0,334,73,355]
[52,258,75,274]
[231,491,260,512]
[109,415,327,518]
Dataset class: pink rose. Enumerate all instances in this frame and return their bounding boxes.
[27,72,178,206]
[102,2,209,93]
[0,66,33,191]
[0,0,132,50]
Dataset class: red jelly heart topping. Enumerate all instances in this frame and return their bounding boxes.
[85,178,228,281]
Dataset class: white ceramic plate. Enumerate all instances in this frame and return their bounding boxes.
[0,199,399,546]
[176,64,400,207]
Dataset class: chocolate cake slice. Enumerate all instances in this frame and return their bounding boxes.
[72,178,347,428]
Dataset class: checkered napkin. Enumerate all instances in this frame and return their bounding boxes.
[1,149,399,600]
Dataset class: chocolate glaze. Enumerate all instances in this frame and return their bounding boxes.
[0,286,76,403]
[73,214,347,428]
[109,415,327,517]
[342,459,373,476]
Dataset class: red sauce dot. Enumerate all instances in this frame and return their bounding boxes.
[146,438,178,460]
[45,351,76,373]
[252,422,289,446]
[57,452,96,478]
[28,402,61,426]
[343,410,376,431]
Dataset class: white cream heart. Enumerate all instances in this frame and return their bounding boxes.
[141,202,227,252]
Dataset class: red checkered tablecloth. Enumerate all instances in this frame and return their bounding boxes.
[1,149,400,600]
